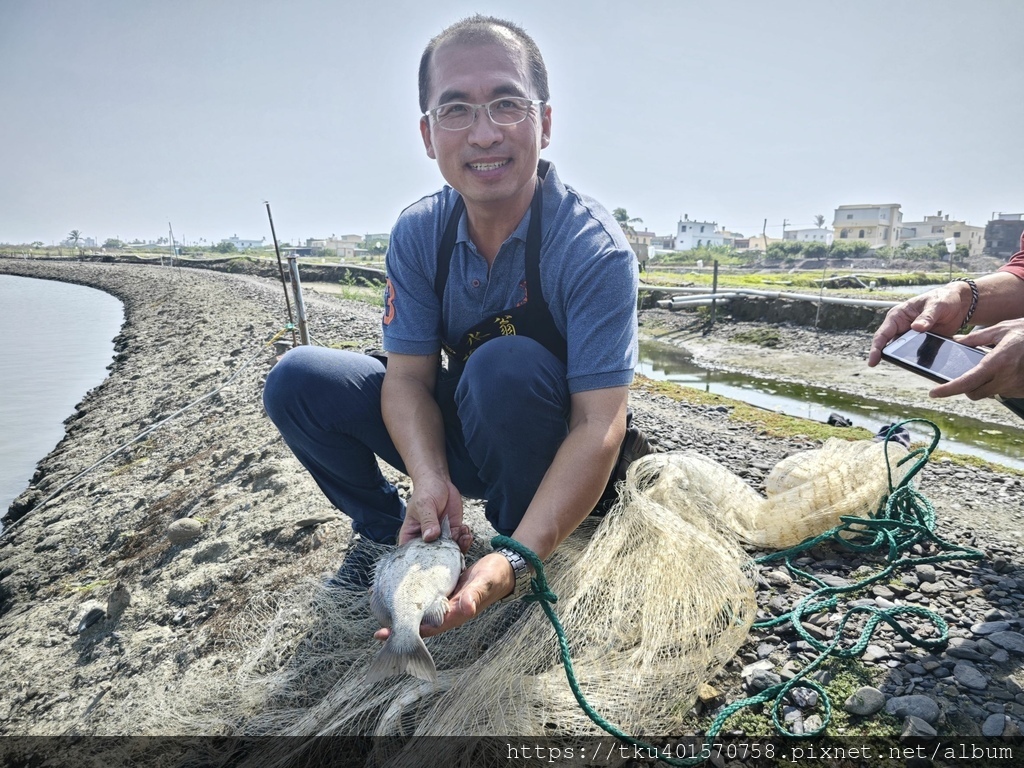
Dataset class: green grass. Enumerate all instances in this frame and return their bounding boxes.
[337,275,385,307]
[729,328,783,347]
[642,269,961,293]
[635,375,875,444]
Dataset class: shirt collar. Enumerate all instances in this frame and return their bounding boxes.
[452,161,558,247]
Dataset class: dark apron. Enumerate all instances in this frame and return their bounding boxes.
[429,165,652,510]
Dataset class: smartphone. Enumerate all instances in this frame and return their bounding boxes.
[881,329,1024,419]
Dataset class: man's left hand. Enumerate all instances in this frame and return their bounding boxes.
[373,553,514,641]
[930,319,1024,400]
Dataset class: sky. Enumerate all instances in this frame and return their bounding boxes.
[1,0,1022,246]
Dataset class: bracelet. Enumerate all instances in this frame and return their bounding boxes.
[950,277,978,330]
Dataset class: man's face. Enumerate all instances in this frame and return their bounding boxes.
[420,39,551,212]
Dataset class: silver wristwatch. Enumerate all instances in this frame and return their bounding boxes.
[494,547,534,602]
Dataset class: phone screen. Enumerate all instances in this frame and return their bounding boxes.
[883,331,985,382]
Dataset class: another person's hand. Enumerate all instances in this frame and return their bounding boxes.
[868,282,970,367]
[373,552,515,641]
[398,474,472,552]
[929,319,1024,401]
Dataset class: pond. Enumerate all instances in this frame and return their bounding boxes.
[638,340,1024,471]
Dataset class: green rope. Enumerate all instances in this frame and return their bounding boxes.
[491,533,707,767]
[492,419,983,764]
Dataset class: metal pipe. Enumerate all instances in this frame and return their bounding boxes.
[658,292,742,303]
[265,202,297,347]
[286,255,310,345]
[668,297,735,308]
[730,288,898,308]
[710,259,720,326]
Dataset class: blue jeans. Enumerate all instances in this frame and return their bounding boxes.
[262,336,571,542]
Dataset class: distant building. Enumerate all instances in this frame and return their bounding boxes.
[718,229,745,248]
[832,204,902,248]
[648,235,676,258]
[899,211,984,257]
[743,234,782,252]
[307,234,364,259]
[624,229,654,265]
[224,235,266,250]
[364,233,391,254]
[674,215,725,250]
[783,227,833,245]
[985,213,1024,259]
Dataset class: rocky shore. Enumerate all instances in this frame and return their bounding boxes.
[1,259,1023,759]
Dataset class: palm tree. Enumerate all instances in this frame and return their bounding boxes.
[612,208,644,238]
[814,214,826,229]
[67,229,81,248]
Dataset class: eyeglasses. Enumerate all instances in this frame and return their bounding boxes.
[424,96,544,131]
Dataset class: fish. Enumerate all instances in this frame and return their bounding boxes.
[367,516,464,682]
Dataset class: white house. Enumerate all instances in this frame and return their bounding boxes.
[783,227,833,245]
[899,211,985,257]
[225,235,266,250]
[674,215,725,250]
[832,204,902,248]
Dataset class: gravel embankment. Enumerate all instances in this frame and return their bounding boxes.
[1,259,1022,755]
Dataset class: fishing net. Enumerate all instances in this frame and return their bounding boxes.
[170,437,910,767]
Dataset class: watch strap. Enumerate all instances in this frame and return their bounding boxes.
[494,546,533,602]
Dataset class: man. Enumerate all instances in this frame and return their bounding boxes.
[263,15,639,638]
[867,230,1024,401]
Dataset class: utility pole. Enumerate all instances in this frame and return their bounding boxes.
[781,218,789,239]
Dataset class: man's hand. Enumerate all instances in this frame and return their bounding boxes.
[867,283,968,367]
[373,553,514,641]
[398,474,473,551]
[929,319,1024,400]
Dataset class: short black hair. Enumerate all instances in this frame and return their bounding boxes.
[418,15,550,114]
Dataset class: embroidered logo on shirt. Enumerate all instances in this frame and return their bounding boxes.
[382,278,396,326]
[515,279,529,308]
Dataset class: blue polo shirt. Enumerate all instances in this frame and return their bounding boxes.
[381,162,638,394]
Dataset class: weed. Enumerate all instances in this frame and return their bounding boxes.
[66,579,112,595]
[338,275,384,307]
[730,328,783,347]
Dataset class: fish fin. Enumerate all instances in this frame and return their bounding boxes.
[366,631,437,683]
[421,595,449,628]
[369,587,391,628]
[440,515,452,540]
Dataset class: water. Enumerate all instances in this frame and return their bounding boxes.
[638,340,1024,471]
[0,275,124,516]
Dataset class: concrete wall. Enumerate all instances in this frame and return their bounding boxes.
[641,290,888,330]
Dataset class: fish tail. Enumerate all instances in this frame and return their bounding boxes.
[366,629,437,683]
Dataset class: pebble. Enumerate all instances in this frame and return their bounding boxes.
[988,631,1024,654]
[952,662,987,690]
[765,570,792,588]
[803,714,823,733]
[972,620,1012,635]
[789,687,818,708]
[915,564,937,583]
[862,644,889,662]
[844,686,885,716]
[983,713,1008,738]
[166,518,203,544]
[901,715,938,741]
[885,695,940,725]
